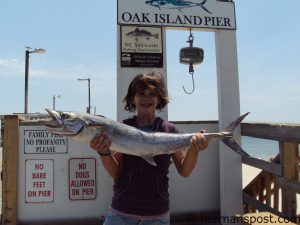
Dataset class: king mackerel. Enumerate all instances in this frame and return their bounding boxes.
[39,109,250,166]
[145,0,212,14]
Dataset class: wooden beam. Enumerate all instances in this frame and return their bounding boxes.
[243,193,287,218]
[275,176,300,194]
[242,156,282,176]
[241,122,300,142]
[280,142,298,217]
[2,115,19,225]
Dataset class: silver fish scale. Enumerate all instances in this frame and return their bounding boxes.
[41,109,250,161]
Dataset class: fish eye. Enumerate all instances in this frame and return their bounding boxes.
[60,112,69,119]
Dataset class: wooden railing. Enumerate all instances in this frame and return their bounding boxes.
[241,122,300,222]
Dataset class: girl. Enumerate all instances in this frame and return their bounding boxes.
[90,71,208,225]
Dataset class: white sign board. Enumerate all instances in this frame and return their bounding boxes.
[24,129,68,154]
[25,159,54,203]
[69,158,97,200]
[118,0,236,30]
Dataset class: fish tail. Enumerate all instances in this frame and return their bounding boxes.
[199,0,212,14]
[222,138,250,157]
[224,112,250,133]
[222,112,250,156]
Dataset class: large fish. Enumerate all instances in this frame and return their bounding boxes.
[126,28,159,40]
[39,109,249,166]
[145,0,212,14]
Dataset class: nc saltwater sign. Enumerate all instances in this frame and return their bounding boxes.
[121,26,163,67]
[118,0,236,30]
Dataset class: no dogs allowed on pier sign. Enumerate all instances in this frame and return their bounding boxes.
[69,158,97,200]
[121,26,163,68]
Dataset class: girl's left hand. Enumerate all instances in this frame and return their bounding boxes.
[189,131,208,153]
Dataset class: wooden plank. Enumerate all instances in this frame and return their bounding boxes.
[241,122,300,142]
[265,173,271,207]
[2,115,19,225]
[273,178,279,211]
[258,177,264,202]
[280,142,298,218]
[275,176,300,194]
[242,156,282,176]
[243,193,287,218]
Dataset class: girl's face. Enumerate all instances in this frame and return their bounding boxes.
[133,88,159,116]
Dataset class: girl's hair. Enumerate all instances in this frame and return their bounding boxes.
[123,71,169,112]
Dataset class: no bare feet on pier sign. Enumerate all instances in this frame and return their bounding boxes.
[25,159,54,203]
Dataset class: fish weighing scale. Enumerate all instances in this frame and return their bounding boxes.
[179,30,204,94]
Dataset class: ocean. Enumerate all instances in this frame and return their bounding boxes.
[241,136,279,160]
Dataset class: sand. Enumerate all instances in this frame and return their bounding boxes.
[242,164,262,188]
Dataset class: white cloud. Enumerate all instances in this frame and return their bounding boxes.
[0,58,23,74]
[0,57,116,82]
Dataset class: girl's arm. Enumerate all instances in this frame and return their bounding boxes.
[172,132,208,177]
[90,132,123,180]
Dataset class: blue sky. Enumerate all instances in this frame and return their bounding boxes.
[0,0,299,123]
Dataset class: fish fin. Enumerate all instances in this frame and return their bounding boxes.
[221,113,251,156]
[224,112,250,133]
[222,138,250,157]
[142,156,157,166]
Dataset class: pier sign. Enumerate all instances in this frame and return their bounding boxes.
[118,0,236,30]
[25,159,54,203]
[121,26,163,67]
[24,129,68,154]
[69,158,97,200]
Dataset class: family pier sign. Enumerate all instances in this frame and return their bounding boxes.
[117,0,236,30]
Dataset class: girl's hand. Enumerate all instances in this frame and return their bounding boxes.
[189,131,208,153]
[90,132,112,155]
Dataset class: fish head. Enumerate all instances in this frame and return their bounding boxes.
[40,109,86,136]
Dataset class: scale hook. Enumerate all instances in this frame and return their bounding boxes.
[182,72,195,94]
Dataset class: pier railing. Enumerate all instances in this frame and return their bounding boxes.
[241,122,300,221]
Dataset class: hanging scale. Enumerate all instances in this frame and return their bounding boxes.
[179,30,204,94]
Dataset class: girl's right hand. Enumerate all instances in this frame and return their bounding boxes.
[90,132,112,155]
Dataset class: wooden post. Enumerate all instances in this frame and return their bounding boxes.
[2,115,19,225]
[279,142,299,220]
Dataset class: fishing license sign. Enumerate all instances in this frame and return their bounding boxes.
[118,0,236,30]
[121,26,163,67]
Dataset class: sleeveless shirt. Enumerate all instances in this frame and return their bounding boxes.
[111,116,179,216]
